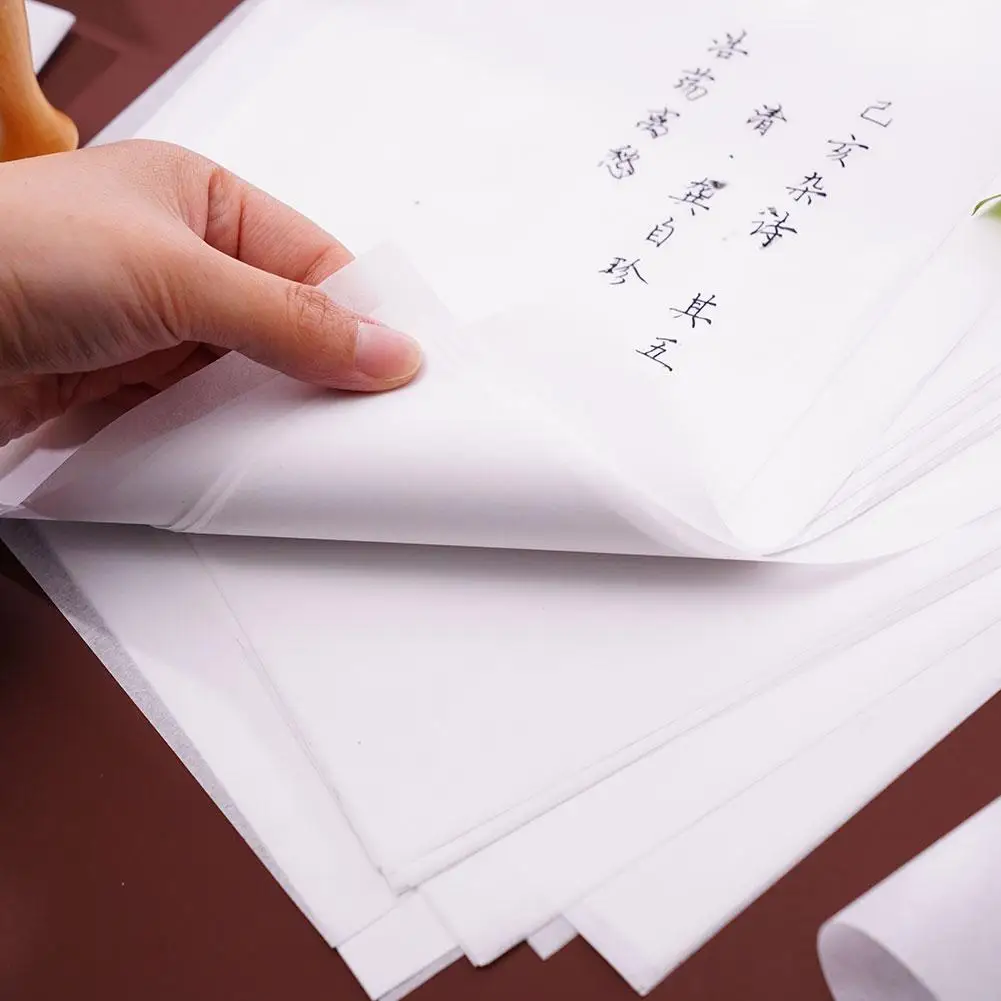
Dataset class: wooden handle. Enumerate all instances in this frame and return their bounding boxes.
[0,0,77,161]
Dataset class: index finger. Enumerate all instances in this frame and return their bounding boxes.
[189,154,354,286]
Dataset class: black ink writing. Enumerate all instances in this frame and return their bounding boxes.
[670,177,726,215]
[826,134,869,167]
[636,107,680,138]
[786,172,827,205]
[751,207,797,248]
[675,69,715,101]
[636,337,679,370]
[646,218,676,248]
[709,30,748,59]
[600,145,641,179]
[600,257,648,286]
[671,292,717,326]
[860,100,893,127]
[747,103,786,136]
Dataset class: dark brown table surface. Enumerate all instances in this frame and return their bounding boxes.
[3,3,1000,998]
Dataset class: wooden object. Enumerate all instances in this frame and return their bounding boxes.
[0,0,77,160]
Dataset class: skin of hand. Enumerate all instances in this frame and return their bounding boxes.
[0,139,423,446]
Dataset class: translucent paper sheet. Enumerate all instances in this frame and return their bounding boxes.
[5,240,1001,564]
[7,0,1001,562]
[819,797,1001,1001]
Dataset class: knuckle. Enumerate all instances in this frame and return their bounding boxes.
[285,283,345,343]
[120,138,194,168]
[103,140,215,222]
[298,245,353,288]
[98,139,188,179]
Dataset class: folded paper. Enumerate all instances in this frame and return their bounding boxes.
[7,0,1001,564]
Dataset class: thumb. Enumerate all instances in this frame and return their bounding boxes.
[178,249,423,392]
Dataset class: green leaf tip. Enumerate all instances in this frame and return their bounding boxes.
[972,194,1001,216]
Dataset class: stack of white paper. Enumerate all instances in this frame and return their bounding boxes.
[5,1,1001,996]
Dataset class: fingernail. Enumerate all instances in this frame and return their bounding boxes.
[354,322,423,382]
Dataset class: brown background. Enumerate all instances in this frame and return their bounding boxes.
[2,2,999,998]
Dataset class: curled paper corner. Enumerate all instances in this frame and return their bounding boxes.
[817,922,937,1001]
[316,241,451,324]
[818,795,1001,1001]
[971,193,1001,216]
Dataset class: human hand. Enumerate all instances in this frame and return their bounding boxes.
[0,139,422,445]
